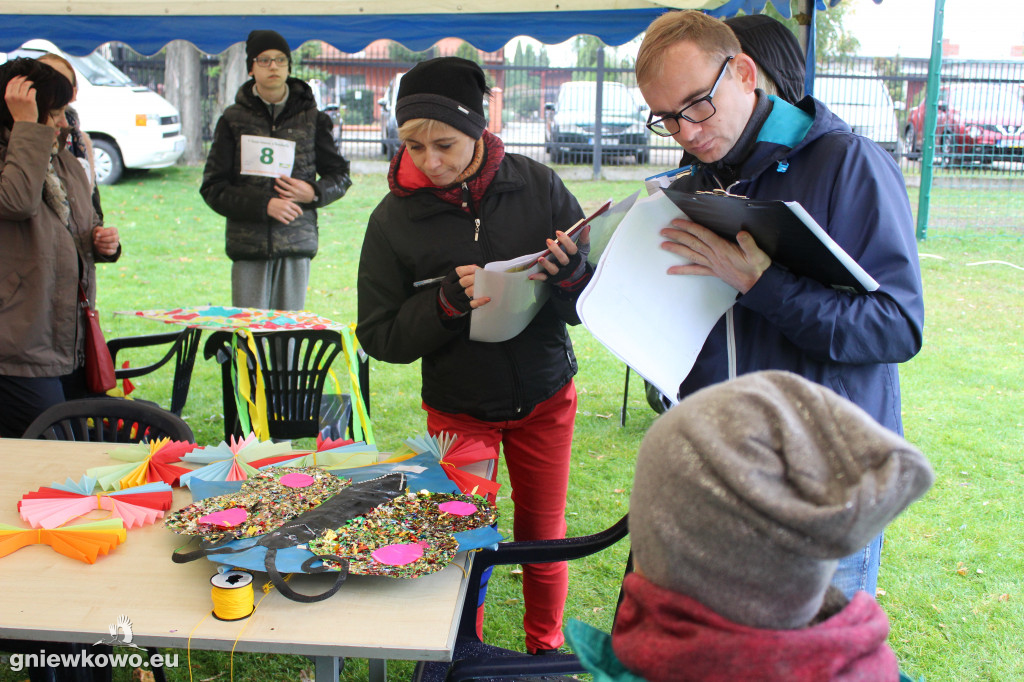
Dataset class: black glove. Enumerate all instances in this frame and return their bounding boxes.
[546,240,592,291]
[438,269,472,319]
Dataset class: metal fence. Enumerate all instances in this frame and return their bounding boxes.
[106,42,1024,237]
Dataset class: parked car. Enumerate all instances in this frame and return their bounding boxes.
[322,102,344,152]
[815,75,901,159]
[545,80,650,164]
[905,82,1024,166]
[377,72,404,160]
[4,39,186,185]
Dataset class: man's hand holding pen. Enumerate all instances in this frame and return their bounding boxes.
[660,218,770,294]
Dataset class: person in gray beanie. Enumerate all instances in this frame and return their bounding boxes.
[592,370,933,681]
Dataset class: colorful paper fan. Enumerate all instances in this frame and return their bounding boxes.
[179,433,293,487]
[307,490,498,578]
[253,439,380,470]
[87,437,197,490]
[0,519,127,564]
[19,481,173,530]
[165,467,351,542]
[403,432,501,498]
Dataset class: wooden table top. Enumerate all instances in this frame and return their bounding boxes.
[0,439,472,661]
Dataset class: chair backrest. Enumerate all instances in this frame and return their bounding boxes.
[413,514,630,682]
[21,397,195,443]
[107,328,202,416]
[203,330,345,441]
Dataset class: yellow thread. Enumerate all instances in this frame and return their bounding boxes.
[186,610,211,682]
[210,582,255,621]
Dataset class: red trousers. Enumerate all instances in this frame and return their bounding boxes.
[425,380,577,652]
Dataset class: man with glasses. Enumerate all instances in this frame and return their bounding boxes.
[635,11,924,602]
[202,29,352,310]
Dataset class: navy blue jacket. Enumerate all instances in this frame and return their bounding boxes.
[669,96,924,435]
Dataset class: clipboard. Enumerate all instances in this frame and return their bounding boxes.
[663,188,879,294]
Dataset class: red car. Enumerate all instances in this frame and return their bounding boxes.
[904,83,1024,166]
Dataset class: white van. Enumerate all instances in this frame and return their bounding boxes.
[816,75,901,159]
[6,39,186,184]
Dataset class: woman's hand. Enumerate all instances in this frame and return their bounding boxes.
[438,264,490,319]
[4,76,38,124]
[530,225,591,287]
[92,226,120,257]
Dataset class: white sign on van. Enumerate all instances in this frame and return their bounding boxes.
[240,135,296,177]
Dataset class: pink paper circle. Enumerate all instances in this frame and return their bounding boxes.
[371,543,425,566]
[199,507,248,528]
[279,472,315,488]
[438,500,478,517]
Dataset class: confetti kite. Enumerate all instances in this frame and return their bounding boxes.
[308,490,498,578]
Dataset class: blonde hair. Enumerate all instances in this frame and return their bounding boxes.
[398,117,462,142]
[636,10,741,88]
[37,52,77,90]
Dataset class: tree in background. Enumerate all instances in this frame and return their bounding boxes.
[507,40,551,120]
[572,36,632,82]
[763,0,860,61]
[388,42,439,64]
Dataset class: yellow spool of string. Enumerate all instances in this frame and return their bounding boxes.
[210,570,255,621]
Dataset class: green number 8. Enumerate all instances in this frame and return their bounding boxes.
[260,148,274,164]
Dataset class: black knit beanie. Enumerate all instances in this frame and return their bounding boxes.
[396,57,489,139]
[246,30,291,73]
[725,14,805,104]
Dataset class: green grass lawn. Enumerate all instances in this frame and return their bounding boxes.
[5,163,1022,681]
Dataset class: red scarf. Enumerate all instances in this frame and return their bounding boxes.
[388,129,505,212]
[612,573,899,682]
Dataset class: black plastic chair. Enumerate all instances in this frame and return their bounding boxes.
[412,514,630,682]
[203,329,347,442]
[107,328,202,416]
[21,397,195,443]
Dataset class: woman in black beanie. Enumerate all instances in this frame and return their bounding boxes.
[357,56,589,654]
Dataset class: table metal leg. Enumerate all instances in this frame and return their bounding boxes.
[314,655,342,682]
[369,658,387,682]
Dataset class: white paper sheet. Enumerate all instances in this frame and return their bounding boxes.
[470,268,550,343]
[577,191,738,404]
[240,135,296,177]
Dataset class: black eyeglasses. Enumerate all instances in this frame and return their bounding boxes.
[255,56,289,67]
[646,56,734,137]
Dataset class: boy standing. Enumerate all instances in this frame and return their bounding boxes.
[201,30,351,311]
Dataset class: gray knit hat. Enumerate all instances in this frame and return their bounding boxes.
[396,57,489,139]
[630,370,933,630]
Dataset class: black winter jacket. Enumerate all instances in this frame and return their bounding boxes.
[200,77,351,261]
[357,151,585,421]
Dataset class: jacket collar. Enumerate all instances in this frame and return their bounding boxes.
[685,93,843,190]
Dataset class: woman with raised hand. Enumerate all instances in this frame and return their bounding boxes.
[0,58,120,437]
